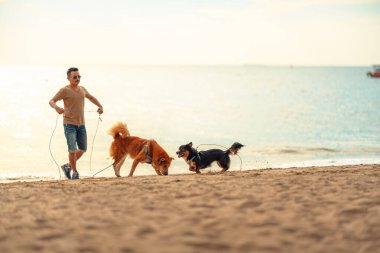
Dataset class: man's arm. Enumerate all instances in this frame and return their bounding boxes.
[86,94,103,114]
[49,99,64,114]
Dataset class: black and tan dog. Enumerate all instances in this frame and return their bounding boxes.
[176,142,244,173]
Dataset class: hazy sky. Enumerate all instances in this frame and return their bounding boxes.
[0,0,379,66]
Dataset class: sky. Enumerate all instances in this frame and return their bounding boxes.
[0,0,380,66]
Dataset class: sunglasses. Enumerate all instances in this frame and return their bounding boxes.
[72,75,81,80]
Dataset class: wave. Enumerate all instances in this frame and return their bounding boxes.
[277,147,337,154]
[0,171,59,183]
[273,157,380,169]
[250,146,380,155]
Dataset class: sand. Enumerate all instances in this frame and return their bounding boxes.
[1,164,380,253]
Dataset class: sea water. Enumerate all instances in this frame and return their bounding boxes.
[0,65,379,181]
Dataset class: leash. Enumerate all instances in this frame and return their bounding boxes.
[92,163,114,177]
[196,144,244,171]
[89,114,102,174]
[89,113,115,177]
[49,114,62,179]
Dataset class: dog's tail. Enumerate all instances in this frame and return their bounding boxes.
[227,142,244,155]
[108,122,130,139]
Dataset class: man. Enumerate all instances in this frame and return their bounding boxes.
[49,67,103,179]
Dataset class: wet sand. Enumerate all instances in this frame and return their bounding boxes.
[1,164,380,253]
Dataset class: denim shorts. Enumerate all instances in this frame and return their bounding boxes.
[64,124,87,153]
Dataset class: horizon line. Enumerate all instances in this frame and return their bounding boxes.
[0,63,377,68]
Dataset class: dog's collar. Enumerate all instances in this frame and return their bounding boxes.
[185,156,193,165]
[186,155,195,164]
[187,153,200,163]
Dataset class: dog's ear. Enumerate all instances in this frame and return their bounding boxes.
[188,142,193,147]
[161,157,174,164]
[159,158,166,165]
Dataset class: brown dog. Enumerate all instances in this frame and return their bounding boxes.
[108,122,174,177]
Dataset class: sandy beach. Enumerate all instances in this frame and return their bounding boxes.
[1,164,379,253]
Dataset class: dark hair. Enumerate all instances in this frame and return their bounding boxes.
[67,67,79,77]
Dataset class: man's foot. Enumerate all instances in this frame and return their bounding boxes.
[72,171,79,180]
[61,164,71,179]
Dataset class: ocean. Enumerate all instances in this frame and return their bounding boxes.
[0,65,379,181]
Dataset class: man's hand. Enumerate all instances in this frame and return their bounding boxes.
[97,107,103,114]
[55,107,64,114]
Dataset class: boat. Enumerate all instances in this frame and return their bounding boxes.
[367,65,380,78]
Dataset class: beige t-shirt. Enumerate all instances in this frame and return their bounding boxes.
[52,85,91,126]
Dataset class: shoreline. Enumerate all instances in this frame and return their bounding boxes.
[1,164,380,253]
[1,160,380,184]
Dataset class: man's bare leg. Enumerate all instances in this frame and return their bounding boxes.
[68,150,85,172]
